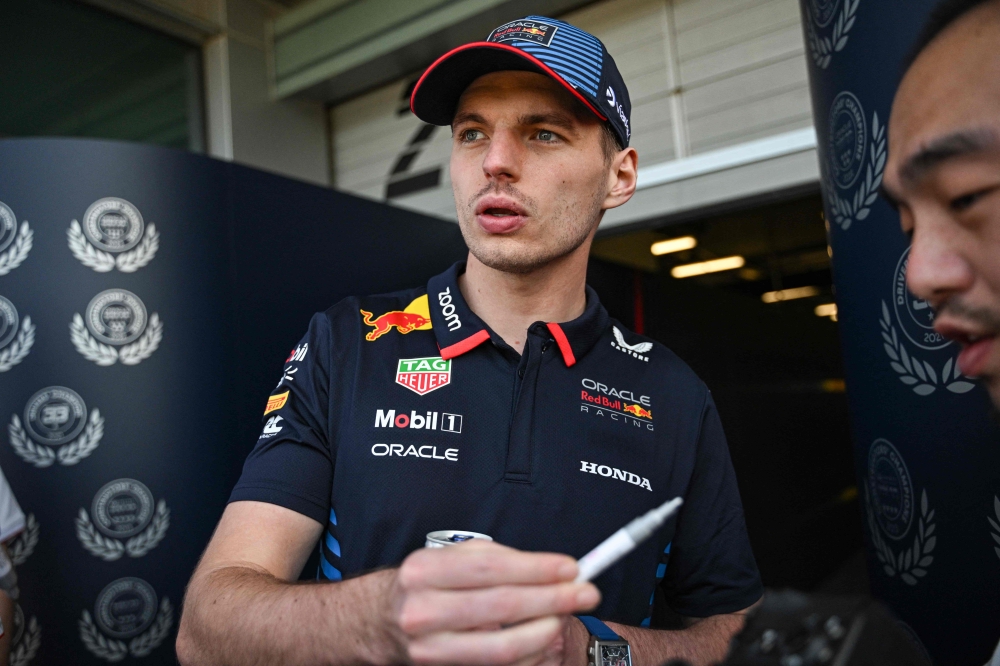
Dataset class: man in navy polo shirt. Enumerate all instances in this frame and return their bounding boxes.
[178,16,762,666]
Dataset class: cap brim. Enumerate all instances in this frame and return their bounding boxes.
[410,41,608,126]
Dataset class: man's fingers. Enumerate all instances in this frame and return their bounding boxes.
[408,616,563,665]
[398,582,600,634]
[399,541,578,590]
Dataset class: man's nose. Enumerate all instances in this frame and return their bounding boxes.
[906,217,974,306]
[481,129,522,182]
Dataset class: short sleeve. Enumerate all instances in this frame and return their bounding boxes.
[228,313,335,525]
[660,392,763,617]
[0,464,26,543]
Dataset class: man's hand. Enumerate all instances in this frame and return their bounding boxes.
[390,540,600,666]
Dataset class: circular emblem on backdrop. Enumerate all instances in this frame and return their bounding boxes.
[0,203,33,277]
[0,202,17,254]
[805,0,860,69]
[85,289,147,345]
[867,439,914,540]
[10,603,41,666]
[80,578,173,661]
[24,386,87,445]
[92,479,154,539]
[893,248,949,351]
[864,439,938,587]
[67,197,160,273]
[76,479,169,560]
[824,92,887,230]
[828,92,866,190]
[878,245,975,395]
[96,578,158,639]
[71,290,162,366]
[9,387,104,468]
[82,198,144,252]
[0,296,19,349]
[809,0,841,27]
[0,296,35,373]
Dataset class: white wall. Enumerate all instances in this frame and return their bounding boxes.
[205,0,330,186]
[330,0,817,225]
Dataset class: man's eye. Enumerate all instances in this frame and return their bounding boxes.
[461,129,483,142]
[950,190,984,212]
[537,130,556,141]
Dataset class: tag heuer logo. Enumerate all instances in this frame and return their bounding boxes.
[396,357,451,395]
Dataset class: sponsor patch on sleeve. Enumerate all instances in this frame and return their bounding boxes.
[264,390,289,415]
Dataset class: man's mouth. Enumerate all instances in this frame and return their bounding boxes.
[475,196,528,234]
[936,320,998,377]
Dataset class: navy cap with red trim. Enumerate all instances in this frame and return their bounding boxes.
[410,16,632,148]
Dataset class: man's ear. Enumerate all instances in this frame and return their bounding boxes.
[602,147,638,211]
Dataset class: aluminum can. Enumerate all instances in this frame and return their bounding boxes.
[425,530,493,548]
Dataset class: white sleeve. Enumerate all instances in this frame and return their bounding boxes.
[0,465,25,543]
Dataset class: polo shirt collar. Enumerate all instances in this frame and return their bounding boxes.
[427,262,609,367]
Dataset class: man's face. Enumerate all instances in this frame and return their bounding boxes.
[450,71,617,274]
[884,3,1000,406]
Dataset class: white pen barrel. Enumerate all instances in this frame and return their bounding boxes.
[575,529,636,582]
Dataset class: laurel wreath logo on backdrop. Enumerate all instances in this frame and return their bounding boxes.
[0,296,34,374]
[879,301,975,395]
[11,613,41,666]
[76,500,170,561]
[988,496,1000,562]
[79,598,173,662]
[71,288,162,366]
[805,0,860,69]
[9,514,39,566]
[866,487,936,586]
[8,410,104,468]
[71,312,162,366]
[67,197,159,273]
[826,110,885,230]
[0,222,32,277]
[0,202,32,277]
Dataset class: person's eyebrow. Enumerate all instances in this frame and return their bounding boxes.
[452,111,488,128]
[900,128,1000,185]
[518,112,578,133]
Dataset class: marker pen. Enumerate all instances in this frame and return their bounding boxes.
[575,497,683,583]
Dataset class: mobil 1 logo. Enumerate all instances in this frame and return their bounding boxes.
[375,409,462,433]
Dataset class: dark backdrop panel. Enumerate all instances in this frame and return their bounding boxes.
[0,138,465,665]
[798,2,1000,663]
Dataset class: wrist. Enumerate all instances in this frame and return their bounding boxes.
[349,568,410,666]
[565,616,592,666]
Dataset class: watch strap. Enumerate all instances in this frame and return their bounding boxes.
[578,615,621,641]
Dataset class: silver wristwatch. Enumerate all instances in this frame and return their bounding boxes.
[579,616,632,666]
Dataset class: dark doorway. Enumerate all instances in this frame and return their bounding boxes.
[588,193,867,595]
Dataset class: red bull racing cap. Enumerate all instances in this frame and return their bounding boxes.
[410,16,632,148]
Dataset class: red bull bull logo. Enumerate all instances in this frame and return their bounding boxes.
[623,403,652,420]
[360,295,433,341]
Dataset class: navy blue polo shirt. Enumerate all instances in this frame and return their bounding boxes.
[230,262,762,625]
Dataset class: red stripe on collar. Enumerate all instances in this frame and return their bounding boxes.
[439,329,491,360]
[546,323,576,367]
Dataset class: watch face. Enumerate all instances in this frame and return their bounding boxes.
[599,643,630,666]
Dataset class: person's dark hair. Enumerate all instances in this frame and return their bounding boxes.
[599,123,624,164]
[905,0,997,69]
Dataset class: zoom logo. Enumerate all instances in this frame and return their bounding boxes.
[374,409,462,433]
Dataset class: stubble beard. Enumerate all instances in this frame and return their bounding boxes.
[458,181,605,275]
